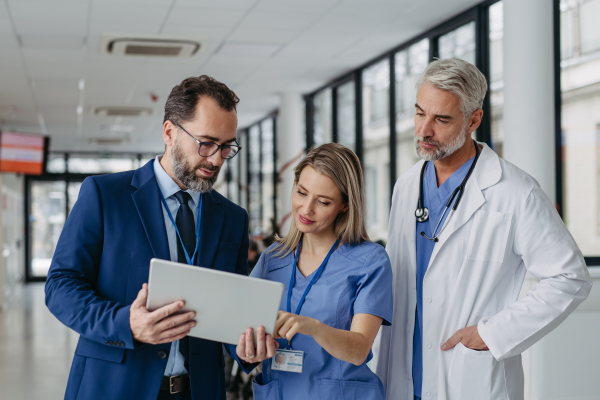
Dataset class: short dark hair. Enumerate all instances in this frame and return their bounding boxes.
[164,75,239,124]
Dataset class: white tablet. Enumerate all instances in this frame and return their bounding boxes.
[146,258,284,345]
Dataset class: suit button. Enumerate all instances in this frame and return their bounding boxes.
[158,351,167,359]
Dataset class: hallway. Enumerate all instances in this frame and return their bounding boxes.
[0,283,77,399]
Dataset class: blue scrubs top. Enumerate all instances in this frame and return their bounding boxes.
[250,241,393,400]
[413,157,474,398]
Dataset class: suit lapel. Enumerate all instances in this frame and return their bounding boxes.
[197,191,224,268]
[131,161,170,261]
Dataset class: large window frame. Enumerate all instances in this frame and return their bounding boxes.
[25,152,156,282]
[244,114,278,237]
[303,0,579,263]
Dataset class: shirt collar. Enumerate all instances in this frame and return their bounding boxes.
[426,155,475,204]
[154,156,202,207]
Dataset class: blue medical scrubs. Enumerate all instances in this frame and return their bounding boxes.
[413,157,474,399]
[250,241,393,400]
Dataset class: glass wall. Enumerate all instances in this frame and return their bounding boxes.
[304,1,504,243]
[337,80,356,150]
[313,88,333,146]
[238,131,248,211]
[241,117,278,237]
[248,125,262,235]
[560,0,600,258]
[438,21,476,64]
[489,1,505,156]
[362,60,391,242]
[261,119,275,235]
[395,39,430,177]
[29,181,66,278]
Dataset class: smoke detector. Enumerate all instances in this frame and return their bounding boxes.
[101,34,206,57]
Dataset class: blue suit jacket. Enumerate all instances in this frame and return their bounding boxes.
[45,160,250,400]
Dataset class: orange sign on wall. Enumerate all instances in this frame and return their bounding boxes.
[0,132,46,175]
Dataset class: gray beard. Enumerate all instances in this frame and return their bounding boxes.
[415,124,468,161]
[170,141,219,193]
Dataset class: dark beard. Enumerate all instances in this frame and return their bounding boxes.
[171,141,220,193]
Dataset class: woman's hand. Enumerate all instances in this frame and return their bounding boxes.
[274,311,320,341]
[236,326,279,364]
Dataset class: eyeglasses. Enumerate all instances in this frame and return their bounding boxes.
[172,121,241,159]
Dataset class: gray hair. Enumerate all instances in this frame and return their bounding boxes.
[416,58,488,120]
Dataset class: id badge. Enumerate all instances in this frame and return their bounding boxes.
[271,349,304,373]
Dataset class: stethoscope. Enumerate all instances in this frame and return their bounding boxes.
[415,139,481,242]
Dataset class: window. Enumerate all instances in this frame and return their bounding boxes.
[363,59,391,242]
[489,1,505,156]
[238,131,248,211]
[560,0,600,258]
[248,125,262,235]
[438,21,476,64]
[395,39,430,177]
[314,88,333,146]
[261,119,275,236]
[336,80,356,151]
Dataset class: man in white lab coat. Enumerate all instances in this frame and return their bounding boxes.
[373,58,592,400]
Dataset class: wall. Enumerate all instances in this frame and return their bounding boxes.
[521,269,600,400]
[0,173,25,310]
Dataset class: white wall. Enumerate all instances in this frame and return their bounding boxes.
[521,269,600,400]
[0,173,25,310]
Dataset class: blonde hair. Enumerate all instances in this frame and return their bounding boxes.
[272,143,370,257]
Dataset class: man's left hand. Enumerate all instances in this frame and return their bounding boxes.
[441,325,488,351]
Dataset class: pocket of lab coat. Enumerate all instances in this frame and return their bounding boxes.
[448,343,507,400]
[318,379,385,400]
[467,211,512,263]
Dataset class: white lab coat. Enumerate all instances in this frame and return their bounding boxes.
[372,143,592,400]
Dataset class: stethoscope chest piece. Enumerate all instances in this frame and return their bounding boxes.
[415,207,429,223]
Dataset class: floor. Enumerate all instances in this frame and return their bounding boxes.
[0,283,78,400]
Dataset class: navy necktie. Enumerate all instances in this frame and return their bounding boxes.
[174,191,196,265]
[173,190,195,369]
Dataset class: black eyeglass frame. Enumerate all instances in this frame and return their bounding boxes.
[172,121,242,159]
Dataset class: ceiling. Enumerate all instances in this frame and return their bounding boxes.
[0,0,482,154]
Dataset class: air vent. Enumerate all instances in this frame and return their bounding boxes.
[94,107,152,117]
[87,137,130,146]
[101,34,206,58]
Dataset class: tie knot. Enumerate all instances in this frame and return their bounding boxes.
[174,190,192,206]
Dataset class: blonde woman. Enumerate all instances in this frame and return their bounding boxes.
[236,143,393,400]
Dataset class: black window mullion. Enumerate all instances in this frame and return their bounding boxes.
[389,52,397,201]
[332,86,339,144]
[272,117,278,235]
[305,95,315,151]
[258,123,263,231]
[476,3,492,146]
[354,70,364,163]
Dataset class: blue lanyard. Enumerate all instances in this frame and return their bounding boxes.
[286,235,339,347]
[158,190,202,266]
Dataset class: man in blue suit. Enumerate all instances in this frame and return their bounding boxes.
[46,75,277,400]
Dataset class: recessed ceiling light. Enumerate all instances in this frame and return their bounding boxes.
[216,41,283,57]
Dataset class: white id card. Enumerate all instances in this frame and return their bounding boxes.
[271,349,304,373]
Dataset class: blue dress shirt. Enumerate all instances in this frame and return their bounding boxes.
[413,156,474,398]
[153,156,202,377]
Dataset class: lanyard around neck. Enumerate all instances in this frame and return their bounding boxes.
[287,235,340,316]
[158,189,203,266]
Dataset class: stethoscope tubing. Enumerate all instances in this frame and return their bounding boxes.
[416,139,481,242]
